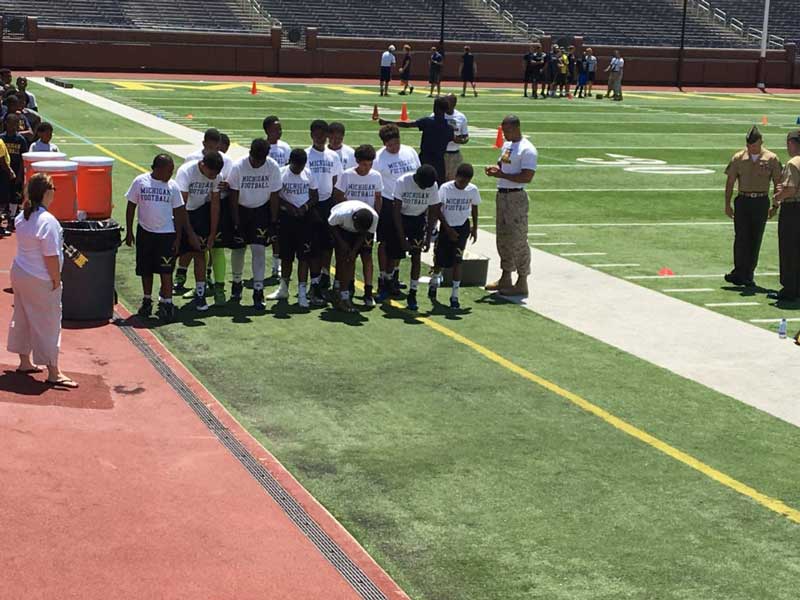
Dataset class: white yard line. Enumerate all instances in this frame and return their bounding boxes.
[663,288,715,293]
[477,188,719,193]
[704,302,761,307]
[529,221,753,227]
[750,318,800,324]
[560,252,607,257]
[591,263,640,268]
[531,242,576,246]
[627,272,779,280]
[41,78,800,429]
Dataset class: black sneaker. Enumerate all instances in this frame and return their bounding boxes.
[348,280,355,298]
[428,283,437,301]
[409,86,414,94]
[319,273,331,291]
[137,297,153,318]
[190,293,209,312]
[392,271,407,291]
[363,284,375,308]
[724,273,744,286]
[450,297,461,309]
[173,270,189,294]
[156,301,176,322]
[309,283,327,307]
[231,281,243,302]
[407,290,418,311]
[253,288,266,310]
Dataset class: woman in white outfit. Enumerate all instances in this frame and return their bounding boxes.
[6,173,78,388]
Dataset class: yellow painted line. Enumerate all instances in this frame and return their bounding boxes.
[379,292,800,524]
[625,92,684,101]
[321,85,378,95]
[108,80,293,93]
[93,143,148,173]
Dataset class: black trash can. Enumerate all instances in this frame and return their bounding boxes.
[61,219,122,321]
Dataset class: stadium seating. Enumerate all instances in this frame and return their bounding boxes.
[709,0,799,44]
[0,0,269,32]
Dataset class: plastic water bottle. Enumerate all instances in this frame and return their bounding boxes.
[778,318,787,339]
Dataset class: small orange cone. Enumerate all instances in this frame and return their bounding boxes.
[371,104,380,121]
[400,102,409,122]
[658,267,675,277]
[186,113,193,120]
[761,115,768,125]
[493,126,504,149]
[251,81,258,95]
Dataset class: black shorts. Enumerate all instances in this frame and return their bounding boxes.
[588,72,596,82]
[380,66,392,82]
[180,203,211,254]
[429,69,441,84]
[278,209,314,262]
[524,69,542,84]
[401,213,427,254]
[556,73,567,85]
[136,225,176,277]
[461,70,475,83]
[336,228,374,258]
[377,197,397,243]
[434,222,470,268]
[0,179,21,205]
[401,69,411,82]
[312,199,335,253]
[223,203,272,248]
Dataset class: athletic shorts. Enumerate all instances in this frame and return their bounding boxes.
[578,73,589,86]
[401,68,411,82]
[380,66,392,82]
[278,209,313,262]
[136,225,176,276]
[525,69,543,84]
[434,222,470,268]
[179,203,211,254]
[461,69,475,83]
[336,228,374,258]
[400,213,427,254]
[556,73,567,85]
[377,197,397,243]
[223,203,272,248]
[429,69,442,84]
[588,72,596,82]
[311,199,335,253]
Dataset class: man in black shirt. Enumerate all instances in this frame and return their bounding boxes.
[428,46,444,97]
[379,97,454,184]
[523,43,546,99]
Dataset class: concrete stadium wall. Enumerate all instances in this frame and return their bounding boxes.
[0,19,796,88]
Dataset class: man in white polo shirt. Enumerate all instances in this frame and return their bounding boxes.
[605,50,624,101]
[484,115,537,297]
[379,44,397,96]
[442,94,469,181]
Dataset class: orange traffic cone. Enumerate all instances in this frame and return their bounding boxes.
[251,81,258,95]
[186,113,194,120]
[493,126,504,149]
[400,102,409,122]
[372,104,380,121]
[761,115,768,125]
[658,267,675,277]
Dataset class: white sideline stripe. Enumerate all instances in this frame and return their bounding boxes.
[531,242,576,246]
[704,302,761,307]
[46,76,800,429]
[560,252,607,256]
[627,272,779,280]
[477,188,719,193]
[750,318,800,323]
[530,221,753,227]
[591,263,640,268]
[664,288,715,293]
[527,233,548,237]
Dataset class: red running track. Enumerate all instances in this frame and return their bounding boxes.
[0,239,408,600]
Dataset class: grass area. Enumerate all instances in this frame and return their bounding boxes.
[28,79,800,599]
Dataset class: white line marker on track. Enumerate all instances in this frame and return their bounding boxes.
[663,288,715,293]
[591,263,641,268]
[560,252,607,257]
[704,302,761,307]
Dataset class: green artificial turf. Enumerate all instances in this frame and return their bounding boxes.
[28,79,800,599]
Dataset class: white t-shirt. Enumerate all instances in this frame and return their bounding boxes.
[13,207,63,281]
[126,173,184,234]
[30,140,60,153]
[269,140,292,167]
[438,181,481,227]
[227,156,282,208]
[393,172,440,217]
[185,149,233,196]
[586,55,598,72]
[610,57,625,72]
[175,160,221,211]
[433,109,468,153]
[374,144,420,200]
[334,167,383,209]
[305,146,343,201]
[381,51,396,68]
[497,138,538,190]
[328,200,379,234]
[279,165,317,208]
[330,144,356,171]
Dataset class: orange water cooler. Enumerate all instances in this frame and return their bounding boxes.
[28,160,78,221]
[71,156,115,219]
[22,151,67,181]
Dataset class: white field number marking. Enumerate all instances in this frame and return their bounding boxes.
[576,153,715,175]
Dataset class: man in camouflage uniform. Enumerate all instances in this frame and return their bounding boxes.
[768,129,800,301]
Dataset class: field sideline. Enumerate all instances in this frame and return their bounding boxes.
[23,78,800,599]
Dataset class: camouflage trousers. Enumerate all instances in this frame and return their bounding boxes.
[495,189,531,277]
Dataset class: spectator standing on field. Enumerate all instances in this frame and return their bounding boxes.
[605,50,624,101]
[428,46,444,97]
[379,44,396,97]
[460,46,478,97]
[398,45,414,95]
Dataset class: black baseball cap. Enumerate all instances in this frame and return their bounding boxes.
[787,130,800,143]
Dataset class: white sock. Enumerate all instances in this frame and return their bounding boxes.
[272,255,280,271]
[321,267,330,276]
[430,273,441,288]
[311,275,321,285]
[333,279,341,290]
[160,296,173,304]
[410,279,419,291]
[231,248,245,283]
[340,290,350,300]
[143,294,151,301]
[451,281,461,298]
[196,282,206,296]
[252,244,266,287]
[299,282,307,295]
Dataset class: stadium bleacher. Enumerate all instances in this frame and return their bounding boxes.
[709,0,799,44]
[0,0,270,32]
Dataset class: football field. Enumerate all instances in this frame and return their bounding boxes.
[28,78,800,599]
